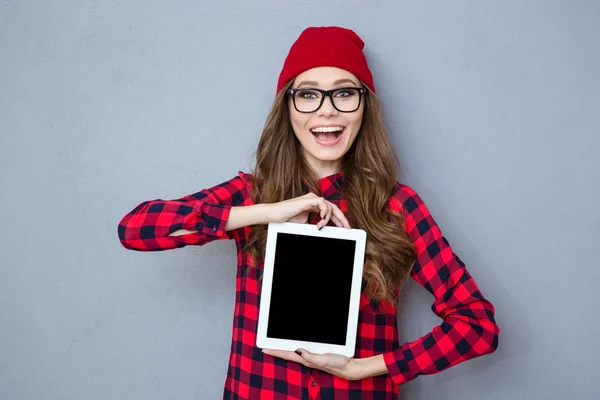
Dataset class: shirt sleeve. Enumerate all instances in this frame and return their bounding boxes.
[382,184,500,386]
[117,172,250,251]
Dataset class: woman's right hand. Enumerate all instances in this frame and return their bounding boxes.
[268,193,351,229]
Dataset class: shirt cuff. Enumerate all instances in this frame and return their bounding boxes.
[197,203,232,238]
[383,350,411,387]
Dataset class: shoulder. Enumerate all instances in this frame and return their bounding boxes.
[201,171,254,196]
[389,181,426,218]
[235,171,256,196]
[236,171,255,188]
[237,170,253,182]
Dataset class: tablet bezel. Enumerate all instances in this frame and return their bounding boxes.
[256,222,367,357]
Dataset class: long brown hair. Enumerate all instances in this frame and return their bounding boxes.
[245,80,417,307]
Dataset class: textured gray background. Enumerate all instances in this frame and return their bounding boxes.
[1,1,598,399]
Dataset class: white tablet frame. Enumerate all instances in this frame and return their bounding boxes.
[256,222,367,357]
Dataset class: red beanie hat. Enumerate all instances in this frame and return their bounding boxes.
[276,26,376,95]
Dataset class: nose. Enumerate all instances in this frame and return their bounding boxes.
[317,94,338,117]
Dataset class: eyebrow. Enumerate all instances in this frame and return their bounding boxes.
[296,78,358,87]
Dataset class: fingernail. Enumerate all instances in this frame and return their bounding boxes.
[294,349,302,356]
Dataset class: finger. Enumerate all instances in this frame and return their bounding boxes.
[317,211,327,230]
[330,204,351,228]
[261,349,290,359]
[295,349,327,368]
[322,203,333,228]
[318,201,335,230]
[315,198,328,228]
[318,198,328,219]
[316,218,325,230]
[262,349,306,365]
[329,213,344,228]
[303,197,325,213]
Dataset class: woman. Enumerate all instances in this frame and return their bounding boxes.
[118,26,500,400]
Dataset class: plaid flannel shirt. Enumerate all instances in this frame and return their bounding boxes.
[118,171,499,399]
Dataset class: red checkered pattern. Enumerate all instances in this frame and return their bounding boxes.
[118,171,499,399]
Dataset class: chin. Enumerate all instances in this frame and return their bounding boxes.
[309,148,346,162]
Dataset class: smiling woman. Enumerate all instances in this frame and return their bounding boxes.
[117,26,500,400]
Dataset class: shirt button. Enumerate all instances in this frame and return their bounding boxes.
[311,381,317,387]
[211,226,217,232]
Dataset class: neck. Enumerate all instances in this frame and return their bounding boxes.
[305,154,342,179]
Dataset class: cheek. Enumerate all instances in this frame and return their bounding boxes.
[349,112,364,133]
[346,113,364,144]
[289,111,309,133]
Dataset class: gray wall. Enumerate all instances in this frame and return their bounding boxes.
[1,1,598,399]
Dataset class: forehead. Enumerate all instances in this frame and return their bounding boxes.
[292,66,359,87]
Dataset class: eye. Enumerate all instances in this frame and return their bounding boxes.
[334,89,357,98]
[296,90,321,100]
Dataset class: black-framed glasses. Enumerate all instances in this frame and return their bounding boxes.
[287,87,367,113]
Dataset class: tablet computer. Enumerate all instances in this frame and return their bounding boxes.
[256,222,367,357]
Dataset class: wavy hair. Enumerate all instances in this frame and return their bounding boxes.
[244,80,417,307]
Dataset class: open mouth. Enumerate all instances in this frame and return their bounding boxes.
[309,126,345,146]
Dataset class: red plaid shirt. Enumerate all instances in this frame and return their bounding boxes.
[118,171,499,399]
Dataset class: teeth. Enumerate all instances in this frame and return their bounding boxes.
[310,126,344,133]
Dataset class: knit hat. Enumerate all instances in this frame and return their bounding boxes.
[276,26,376,95]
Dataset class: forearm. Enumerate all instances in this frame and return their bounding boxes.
[225,204,273,231]
[169,204,272,236]
[353,354,388,380]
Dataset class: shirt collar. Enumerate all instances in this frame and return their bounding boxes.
[318,172,343,198]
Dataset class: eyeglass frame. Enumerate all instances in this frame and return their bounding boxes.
[286,86,367,113]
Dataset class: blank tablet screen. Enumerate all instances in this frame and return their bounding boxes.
[266,232,356,345]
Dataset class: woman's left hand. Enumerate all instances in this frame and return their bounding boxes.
[262,348,363,380]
